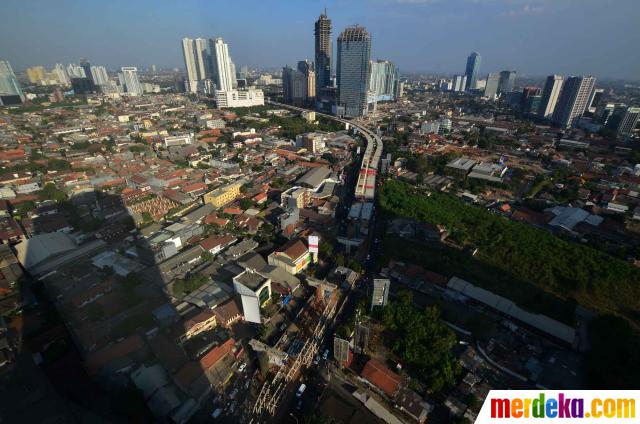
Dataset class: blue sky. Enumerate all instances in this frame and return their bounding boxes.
[1,0,639,79]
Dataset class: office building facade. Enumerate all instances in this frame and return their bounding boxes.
[464,52,481,90]
[336,26,371,117]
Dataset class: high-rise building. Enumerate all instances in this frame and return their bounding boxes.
[120,67,143,96]
[552,76,596,128]
[587,88,604,114]
[314,10,332,95]
[368,60,398,102]
[282,61,316,107]
[211,37,234,93]
[0,60,24,105]
[181,37,213,93]
[336,26,371,118]
[539,75,563,119]
[484,73,500,99]
[607,106,640,137]
[67,63,86,78]
[282,65,306,106]
[521,86,542,114]
[90,66,109,86]
[464,52,481,90]
[452,74,467,92]
[26,66,45,84]
[498,70,516,95]
[79,59,92,81]
[53,64,71,87]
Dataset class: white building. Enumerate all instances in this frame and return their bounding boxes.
[539,74,563,119]
[66,64,86,78]
[90,65,109,86]
[164,133,194,147]
[215,88,264,108]
[420,121,440,135]
[53,64,71,86]
[120,67,143,96]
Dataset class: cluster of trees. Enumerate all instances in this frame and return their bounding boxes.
[379,180,640,325]
[382,290,459,393]
[172,273,209,296]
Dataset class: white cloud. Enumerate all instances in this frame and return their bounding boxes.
[502,3,545,17]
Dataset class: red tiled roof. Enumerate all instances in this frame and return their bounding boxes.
[199,234,237,251]
[361,359,401,397]
[85,335,144,375]
[276,239,308,261]
[200,338,235,370]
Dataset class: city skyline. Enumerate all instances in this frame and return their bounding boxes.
[1,0,640,80]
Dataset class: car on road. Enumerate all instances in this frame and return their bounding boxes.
[313,355,320,365]
[322,349,329,360]
[296,383,306,398]
[211,408,223,419]
[238,362,246,372]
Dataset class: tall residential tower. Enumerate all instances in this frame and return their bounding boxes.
[552,76,596,128]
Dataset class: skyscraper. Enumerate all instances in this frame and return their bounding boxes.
[552,76,596,128]
[282,66,306,106]
[298,60,316,103]
[539,75,563,119]
[587,88,604,114]
[120,67,143,96]
[26,66,45,84]
[67,64,86,78]
[368,60,398,101]
[452,74,467,92]
[181,38,212,93]
[0,60,24,105]
[314,10,332,94]
[464,52,481,90]
[90,66,109,86]
[336,26,371,118]
[484,73,500,99]
[53,64,71,87]
[498,70,516,95]
[211,37,234,93]
[79,59,93,89]
[607,106,640,137]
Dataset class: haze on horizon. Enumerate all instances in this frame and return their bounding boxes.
[1,0,639,80]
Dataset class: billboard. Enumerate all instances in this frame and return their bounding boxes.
[308,235,319,254]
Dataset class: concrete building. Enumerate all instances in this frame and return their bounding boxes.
[368,60,398,102]
[121,67,143,96]
[90,65,109,86]
[214,88,264,108]
[203,180,244,208]
[336,26,371,117]
[483,73,500,99]
[452,74,467,92]
[539,75,563,119]
[267,239,311,275]
[233,270,271,324]
[552,76,596,128]
[498,70,516,95]
[26,66,45,84]
[163,133,194,147]
[53,63,71,87]
[607,105,640,137]
[371,279,390,310]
